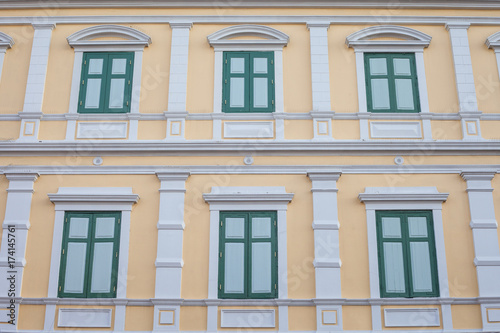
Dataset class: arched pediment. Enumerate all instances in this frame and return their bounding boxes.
[0,31,14,49]
[346,25,431,49]
[208,25,289,49]
[67,25,151,48]
[486,31,500,49]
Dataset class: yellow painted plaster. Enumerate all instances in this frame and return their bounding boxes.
[179,307,207,331]
[451,305,482,330]
[381,305,442,330]
[18,305,45,330]
[468,26,500,114]
[332,120,360,140]
[338,174,478,299]
[431,120,463,140]
[54,305,114,331]
[137,120,166,140]
[481,121,500,139]
[217,306,278,331]
[285,120,314,140]
[0,26,33,114]
[38,121,67,140]
[185,120,213,140]
[125,306,154,331]
[342,306,372,331]
[22,175,159,298]
[288,306,316,331]
[1,155,500,169]
[181,174,314,299]
[0,121,20,141]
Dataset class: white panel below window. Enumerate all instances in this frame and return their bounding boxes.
[77,122,128,139]
[384,308,440,327]
[370,121,422,139]
[488,308,500,322]
[220,309,275,328]
[223,121,274,139]
[58,308,112,328]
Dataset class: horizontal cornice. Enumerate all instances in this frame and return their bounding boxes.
[0,141,499,156]
[1,165,499,175]
[1,0,500,10]
[3,15,500,26]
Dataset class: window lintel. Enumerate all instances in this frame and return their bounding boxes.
[346,25,431,50]
[67,24,152,49]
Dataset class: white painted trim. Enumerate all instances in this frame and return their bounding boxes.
[67,24,151,48]
[76,122,128,139]
[46,187,138,300]
[57,308,112,328]
[308,23,331,112]
[369,121,423,139]
[220,309,275,328]
[207,25,289,49]
[0,31,13,84]
[359,187,449,300]
[384,308,440,327]
[223,121,274,139]
[167,23,192,113]
[346,25,432,48]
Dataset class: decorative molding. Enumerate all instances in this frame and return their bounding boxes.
[220,309,275,328]
[223,121,274,139]
[359,187,449,203]
[384,308,440,327]
[76,122,128,139]
[67,24,151,48]
[203,186,294,208]
[346,25,432,49]
[207,24,289,50]
[48,187,140,206]
[369,121,423,139]
[58,308,113,328]
[0,31,14,50]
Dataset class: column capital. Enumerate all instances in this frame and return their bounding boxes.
[169,22,193,30]
[32,23,56,30]
[461,171,496,182]
[308,171,341,182]
[307,22,331,30]
[445,22,470,31]
[156,170,190,182]
[5,172,39,183]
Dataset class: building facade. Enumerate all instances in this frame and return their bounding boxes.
[0,0,499,332]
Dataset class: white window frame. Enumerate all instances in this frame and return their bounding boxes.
[203,186,293,300]
[486,31,500,83]
[65,25,151,140]
[207,25,289,140]
[358,186,449,300]
[346,25,432,140]
[47,187,139,300]
[0,31,14,84]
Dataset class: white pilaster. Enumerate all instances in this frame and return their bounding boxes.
[446,23,483,140]
[308,171,342,301]
[19,24,54,142]
[461,171,500,330]
[167,22,192,113]
[307,23,331,112]
[0,172,38,329]
[154,171,189,331]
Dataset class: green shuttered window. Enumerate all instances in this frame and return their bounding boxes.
[78,52,134,113]
[365,53,420,113]
[218,211,278,299]
[222,52,275,113]
[376,211,439,298]
[58,212,121,298]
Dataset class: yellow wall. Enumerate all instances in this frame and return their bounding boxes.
[481,121,500,139]
[469,26,500,114]
[342,306,372,330]
[125,306,154,331]
[0,121,20,141]
[288,306,316,331]
[431,121,463,140]
[0,26,33,114]
[179,307,207,331]
[452,305,483,330]
[38,121,66,140]
[17,305,45,330]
